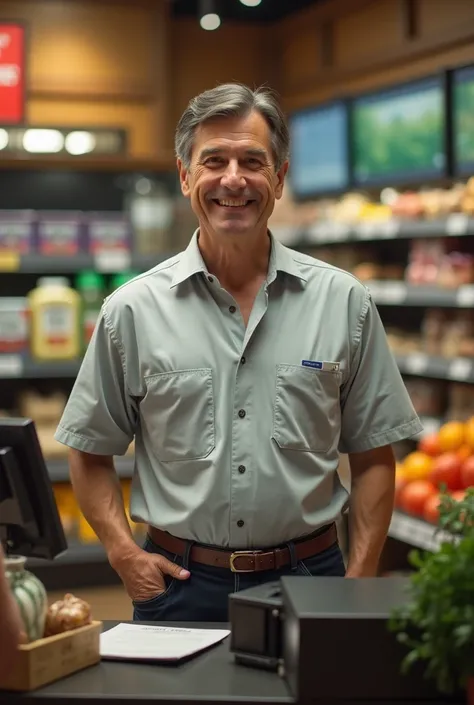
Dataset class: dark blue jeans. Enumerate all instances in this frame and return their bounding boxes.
[132,534,346,623]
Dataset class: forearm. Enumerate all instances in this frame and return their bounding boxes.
[346,447,395,577]
[69,449,138,567]
[0,546,23,675]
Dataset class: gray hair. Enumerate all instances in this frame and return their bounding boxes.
[175,82,289,171]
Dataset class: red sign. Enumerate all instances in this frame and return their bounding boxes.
[0,24,25,124]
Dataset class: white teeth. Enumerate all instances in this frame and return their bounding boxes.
[218,200,248,207]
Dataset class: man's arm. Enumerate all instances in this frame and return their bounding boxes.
[345,444,395,578]
[0,545,23,677]
[69,450,190,601]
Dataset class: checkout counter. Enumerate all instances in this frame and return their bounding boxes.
[0,419,464,705]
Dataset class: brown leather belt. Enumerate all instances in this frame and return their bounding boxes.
[147,523,338,573]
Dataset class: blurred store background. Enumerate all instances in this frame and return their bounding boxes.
[0,0,474,616]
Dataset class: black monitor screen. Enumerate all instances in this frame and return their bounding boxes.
[452,65,474,176]
[289,101,349,198]
[352,77,446,186]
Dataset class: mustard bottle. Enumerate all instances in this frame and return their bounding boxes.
[29,276,81,361]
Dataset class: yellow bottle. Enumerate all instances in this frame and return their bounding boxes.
[29,276,81,360]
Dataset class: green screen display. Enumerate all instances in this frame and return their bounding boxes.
[353,78,445,185]
[453,66,474,174]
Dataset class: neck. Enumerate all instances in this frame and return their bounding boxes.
[197,227,271,291]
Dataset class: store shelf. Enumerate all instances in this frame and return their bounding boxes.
[367,280,474,308]
[388,510,453,552]
[395,353,474,383]
[47,456,134,482]
[0,250,174,274]
[26,542,121,591]
[294,214,474,246]
[0,355,82,379]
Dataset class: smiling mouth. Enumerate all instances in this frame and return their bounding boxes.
[212,199,254,208]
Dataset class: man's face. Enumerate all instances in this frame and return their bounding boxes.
[178,111,288,238]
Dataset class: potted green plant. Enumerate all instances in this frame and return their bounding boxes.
[389,486,474,702]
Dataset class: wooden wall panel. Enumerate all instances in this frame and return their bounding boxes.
[169,19,265,128]
[333,0,402,68]
[418,0,474,39]
[281,28,320,89]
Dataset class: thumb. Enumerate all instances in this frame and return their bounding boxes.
[155,554,190,580]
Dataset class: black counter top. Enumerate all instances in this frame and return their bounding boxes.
[0,621,292,705]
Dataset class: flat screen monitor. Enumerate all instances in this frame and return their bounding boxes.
[0,418,67,559]
[289,101,350,198]
[452,65,474,176]
[352,76,446,186]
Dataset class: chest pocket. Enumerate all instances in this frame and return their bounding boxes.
[272,364,341,454]
[140,368,215,462]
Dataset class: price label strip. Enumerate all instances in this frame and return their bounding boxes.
[448,357,473,382]
[0,355,23,378]
[402,353,429,376]
[94,250,131,273]
[0,251,20,272]
[456,285,474,308]
[372,281,407,305]
[446,213,469,237]
[389,512,453,552]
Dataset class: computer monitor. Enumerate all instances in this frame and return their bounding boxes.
[0,418,67,560]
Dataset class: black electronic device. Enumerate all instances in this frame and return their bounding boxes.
[289,100,350,199]
[230,576,462,702]
[450,63,474,177]
[0,417,67,559]
[351,73,448,187]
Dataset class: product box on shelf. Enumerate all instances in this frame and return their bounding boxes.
[0,620,102,692]
[37,211,86,256]
[0,209,36,254]
[86,211,132,254]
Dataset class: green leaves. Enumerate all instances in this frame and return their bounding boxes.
[389,487,474,694]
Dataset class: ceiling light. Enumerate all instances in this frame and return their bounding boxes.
[240,0,262,6]
[200,12,221,30]
[65,131,96,155]
[22,129,64,154]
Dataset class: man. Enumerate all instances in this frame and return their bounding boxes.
[55,83,422,622]
[0,545,23,677]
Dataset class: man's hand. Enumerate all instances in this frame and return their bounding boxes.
[110,547,190,602]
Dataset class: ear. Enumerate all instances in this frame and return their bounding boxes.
[177,159,191,198]
[274,161,289,200]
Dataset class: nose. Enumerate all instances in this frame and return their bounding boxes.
[220,159,246,191]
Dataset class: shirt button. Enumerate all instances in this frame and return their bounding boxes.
[229,305,236,313]
[238,409,246,418]
[207,276,213,283]
[238,465,246,474]
[241,356,246,364]
[237,520,244,528]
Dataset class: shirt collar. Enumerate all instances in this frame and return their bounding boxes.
[170,229,308,289]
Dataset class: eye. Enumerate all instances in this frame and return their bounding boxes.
[204,157,223,166]
[246,158,262,167]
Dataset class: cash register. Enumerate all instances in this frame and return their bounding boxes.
[229,571,461,702]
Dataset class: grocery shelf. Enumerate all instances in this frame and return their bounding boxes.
[0,251,175,274]
[26,543,121,591]
[0,355,82,379]
[367,280,474,308]
[290,214,474,247]
[395,353,474,384]
[47,456,134,483]
[388,510,453,552]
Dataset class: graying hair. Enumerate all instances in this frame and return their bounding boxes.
[175,82,289,171]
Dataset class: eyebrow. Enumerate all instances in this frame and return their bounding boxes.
[198,147,269,161]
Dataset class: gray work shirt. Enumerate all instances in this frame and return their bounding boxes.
[55,232,422,548]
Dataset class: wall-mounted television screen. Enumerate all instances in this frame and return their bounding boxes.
[289,101,349,198]
[352,76,446,186]
[452,65,474,176]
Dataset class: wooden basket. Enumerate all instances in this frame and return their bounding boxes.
[0,620,102,692]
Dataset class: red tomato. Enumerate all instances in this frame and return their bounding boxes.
[423,492,441,524]
[450,490,466,503]
[429,453,462,491]
[419,433,442,457]
[400,480,436,516]
[460,456,474,489]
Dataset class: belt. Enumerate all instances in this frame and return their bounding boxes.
[147,523,338,573]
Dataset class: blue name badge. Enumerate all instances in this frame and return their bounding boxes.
[302,360,323,369]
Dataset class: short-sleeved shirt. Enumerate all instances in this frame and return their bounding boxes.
[55,231,422,548]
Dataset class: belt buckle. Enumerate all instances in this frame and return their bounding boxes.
[229,550,261,573]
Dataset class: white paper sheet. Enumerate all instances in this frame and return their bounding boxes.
[100,622,230,662]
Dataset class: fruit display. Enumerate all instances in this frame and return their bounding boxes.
[395,416,474,524]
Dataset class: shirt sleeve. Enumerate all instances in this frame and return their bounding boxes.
[54,307,137,456]
[338,292,423,454]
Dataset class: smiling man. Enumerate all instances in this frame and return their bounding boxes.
[55,83,423,622]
